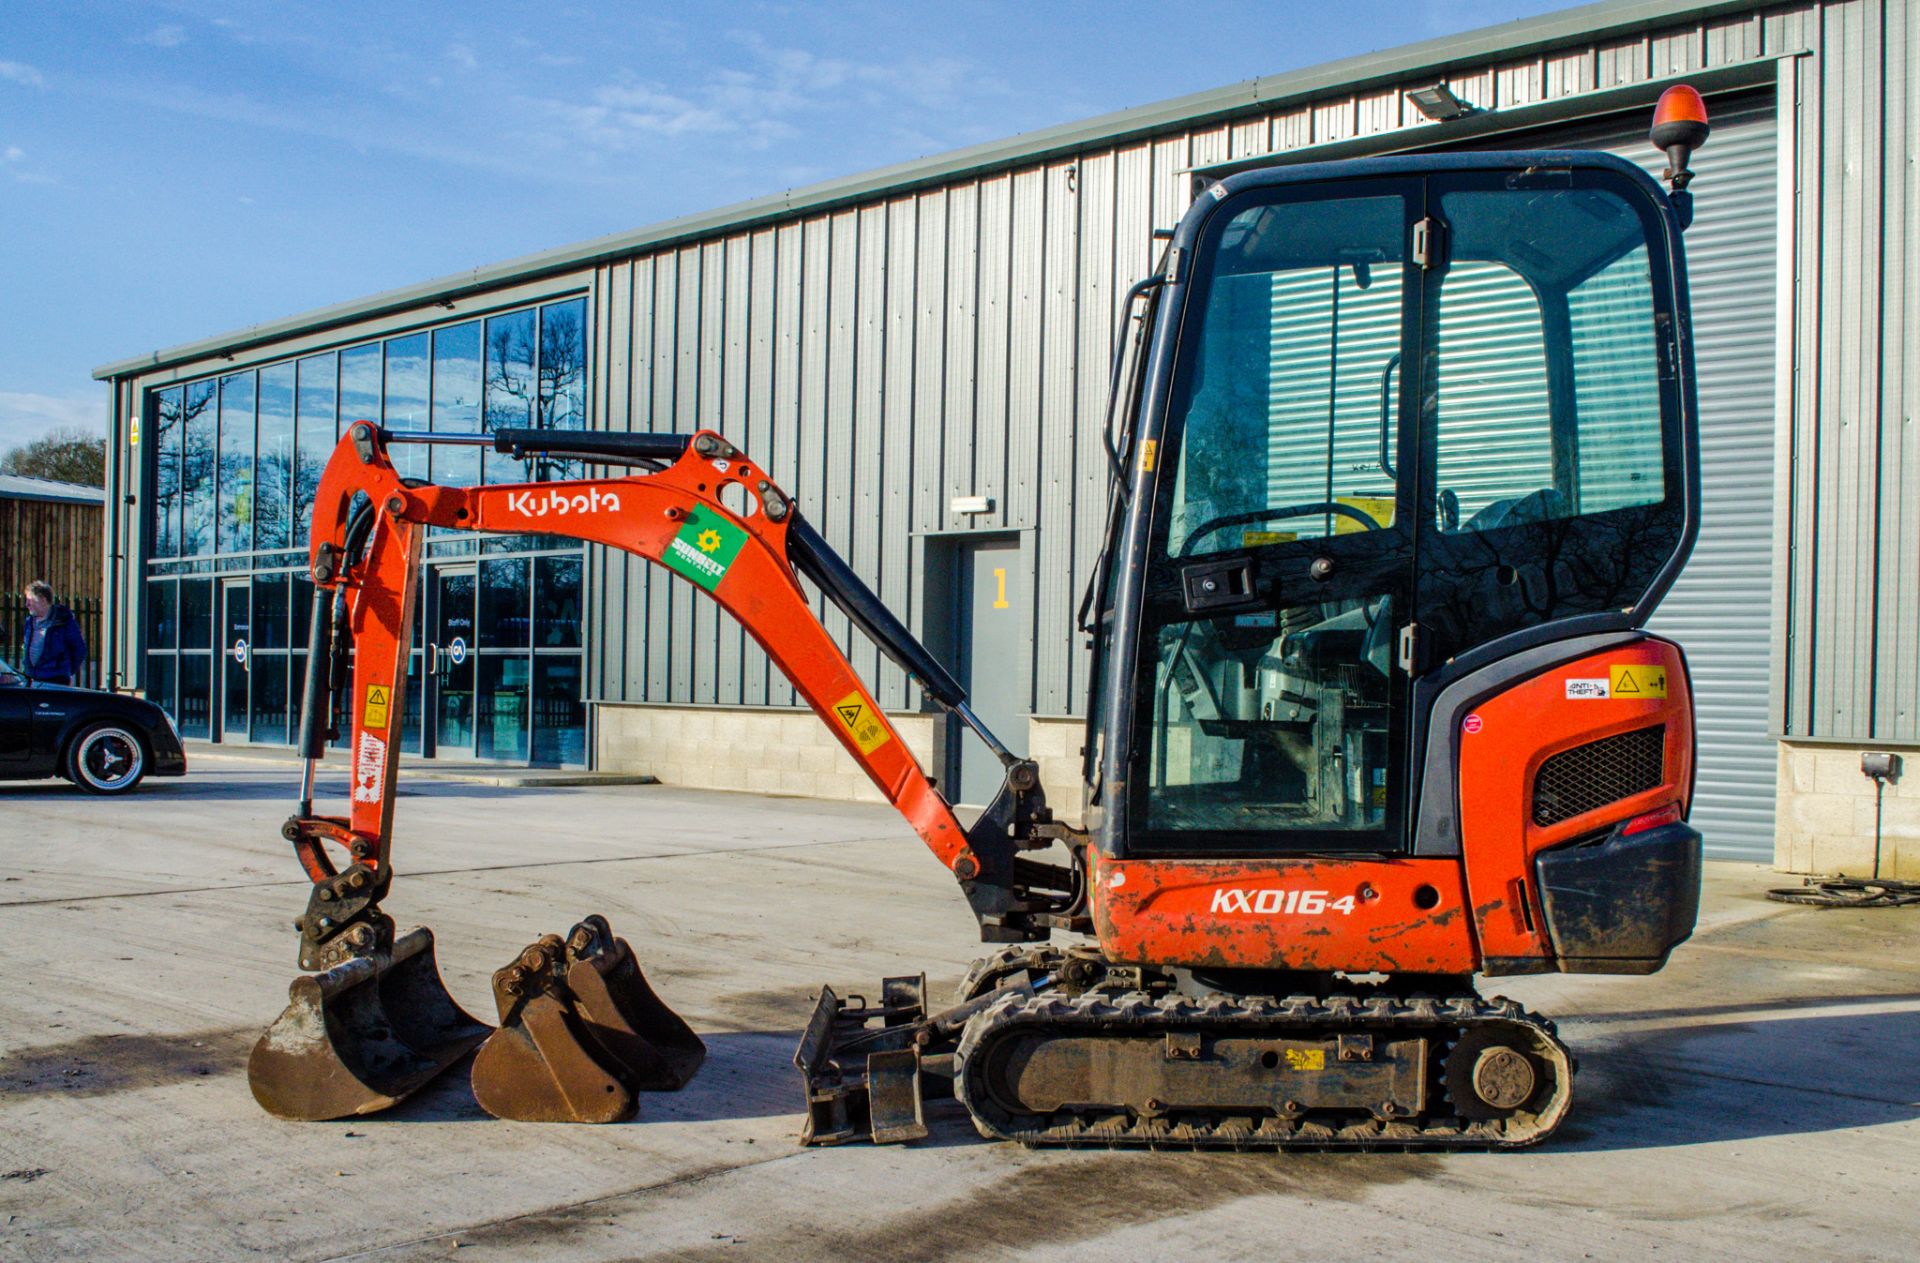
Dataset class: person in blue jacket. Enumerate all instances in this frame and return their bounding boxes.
[21,580,88,686]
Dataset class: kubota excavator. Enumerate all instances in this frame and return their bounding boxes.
[248,88,1716,1148]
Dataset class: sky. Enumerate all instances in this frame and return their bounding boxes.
[0,0,1577,454]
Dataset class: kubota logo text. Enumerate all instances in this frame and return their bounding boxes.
[1211,888,1358,916]
[504,487,622,517]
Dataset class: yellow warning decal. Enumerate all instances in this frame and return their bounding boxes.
[831,690,892,756]
[1334,495,1396,535]
[1609,664,1668,699]
[1139,439,1158,472]
[1284,1048,1326,1072]
[1242,530,1298,547]
[363,684,391,730]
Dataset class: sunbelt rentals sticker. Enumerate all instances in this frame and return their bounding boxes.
[663,504,748,592]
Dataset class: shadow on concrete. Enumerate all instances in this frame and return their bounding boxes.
[375,1030,808,1126]
[1558,998,1920,1151]
[0,1025,258,1098]
[1567,991,1920,1025]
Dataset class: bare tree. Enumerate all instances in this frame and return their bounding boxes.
[2,426,106,486]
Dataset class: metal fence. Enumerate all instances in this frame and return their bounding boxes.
[0,593,104,688]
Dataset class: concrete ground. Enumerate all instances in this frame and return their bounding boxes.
[1,758,1916,1263]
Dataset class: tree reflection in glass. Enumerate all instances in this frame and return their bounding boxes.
[295,353,337,541]
[484,308,535,485]
[535,298,587,480]
[182,380,216,555]
[217,372,255,554]
[153,388,183,557]
[256,363,295,550]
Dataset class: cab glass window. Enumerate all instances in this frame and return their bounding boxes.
[1165,193,1405,560]
[1429,187,1669,535]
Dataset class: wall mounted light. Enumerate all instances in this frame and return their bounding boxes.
[1408,83,1473,121]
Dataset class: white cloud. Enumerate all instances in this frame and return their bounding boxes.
[447,42,479,72]
[534,37,1000,158]
[555,82,745,145]
[133,24,189,49]
[0,392,104,456]
[2,143,53,184]
[0,60,46,88]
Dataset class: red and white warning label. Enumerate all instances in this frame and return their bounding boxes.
[354,731,388,804]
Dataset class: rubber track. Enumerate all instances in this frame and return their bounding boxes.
[952,989,1572,1150]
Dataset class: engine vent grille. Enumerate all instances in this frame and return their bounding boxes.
[1532,725,1666,827]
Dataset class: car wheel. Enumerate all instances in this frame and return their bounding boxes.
[67,722,148,794]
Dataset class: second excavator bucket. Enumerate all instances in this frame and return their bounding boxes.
[248,926,490,1121]
[795,976,946,1145]
[470,915,706,1123]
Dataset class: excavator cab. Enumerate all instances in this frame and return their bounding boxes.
[247,95,1712,1150]
[1093,152,1694,860]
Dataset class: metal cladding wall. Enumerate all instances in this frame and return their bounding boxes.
[583,4,1818,730]
[1781,0,1920,746]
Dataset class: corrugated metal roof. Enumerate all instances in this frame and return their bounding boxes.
[0,474,107,504]
[93,0,1768,383]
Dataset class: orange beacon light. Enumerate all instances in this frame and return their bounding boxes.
[1651,84,1711,190]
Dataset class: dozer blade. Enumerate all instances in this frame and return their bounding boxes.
[470,916,706,1123]
[795,976,943,1145]
[248,926,490,1121]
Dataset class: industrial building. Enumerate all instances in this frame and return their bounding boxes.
[94,0,1915,871]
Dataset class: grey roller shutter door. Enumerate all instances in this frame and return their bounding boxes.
[1590,102,1780,860]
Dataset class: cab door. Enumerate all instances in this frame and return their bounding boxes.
[1411,168,1688,666]
[1125,179,1423,856]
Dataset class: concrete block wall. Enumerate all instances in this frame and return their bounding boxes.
[597,703,936,805]
[1776,742,1920,879]
[1027,716,1087,827]
[597,703,1091,824]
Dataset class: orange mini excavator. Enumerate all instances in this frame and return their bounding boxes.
[248,89,1715,1148]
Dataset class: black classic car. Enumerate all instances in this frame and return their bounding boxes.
[0,654,187,793]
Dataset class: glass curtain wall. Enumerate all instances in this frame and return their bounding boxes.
[142,294,590,763]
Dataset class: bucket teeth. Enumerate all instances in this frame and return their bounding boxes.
[248,926,490,1121]
[470,916,706,1123]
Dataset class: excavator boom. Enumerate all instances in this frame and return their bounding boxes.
[251,420,1071,1123]
[312,426,971,880]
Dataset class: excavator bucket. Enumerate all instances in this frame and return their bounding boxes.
[470,915,705,1123]
[248,926,490,1121]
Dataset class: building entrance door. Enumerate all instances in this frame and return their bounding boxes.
[217,578,250,742]
[953,536,1028,806]
[424,563,477,758]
